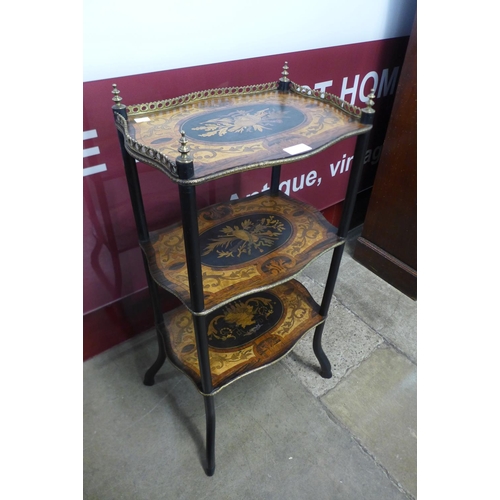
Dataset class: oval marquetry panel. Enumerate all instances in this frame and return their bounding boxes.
[182,103,307,144]
[199,213,293,268]
[206,291,284,349]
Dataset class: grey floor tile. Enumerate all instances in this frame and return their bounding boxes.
[84,227,417,500]
[84,334,408,500]
[285,275,384,397]
[336,254,417,363]
[301,232,417,364]
[321,346,417,499]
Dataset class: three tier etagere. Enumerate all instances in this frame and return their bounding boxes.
[111,63,375,475]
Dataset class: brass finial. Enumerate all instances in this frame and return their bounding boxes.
[111,84,124,108]
[177,130,193,163]
[280,61,290,83]
[364,89,376,113]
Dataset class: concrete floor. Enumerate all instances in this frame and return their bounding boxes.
[83,229,417,500]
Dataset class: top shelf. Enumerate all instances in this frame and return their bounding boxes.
[113,81,372,185]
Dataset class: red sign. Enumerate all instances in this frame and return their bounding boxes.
[83,38,409,314]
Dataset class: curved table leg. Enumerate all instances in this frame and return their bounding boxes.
[313,323,333,379]
[143,326,167,386]
[312,245,345,379]
[143,268,168,386]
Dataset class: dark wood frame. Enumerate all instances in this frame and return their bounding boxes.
[353,16,416,300]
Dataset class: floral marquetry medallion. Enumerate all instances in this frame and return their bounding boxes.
[164,280,324,394]
[200,213,292,267]
[141,192,344,313]
[182,104,306,143]
[207,292,283,348]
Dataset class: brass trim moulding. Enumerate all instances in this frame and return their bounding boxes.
[127,81,280,116]
[289,82,363,118]
[113,80,371,186]
[125,80,363,119]
[114,112,179,177]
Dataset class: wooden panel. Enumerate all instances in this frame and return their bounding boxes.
[141,191,343,313]
[120,86,370,183]
[355,237,417,300]
[164,280,324,394]
[353,16,417,299]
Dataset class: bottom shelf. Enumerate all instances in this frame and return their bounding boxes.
[163,280,324,395]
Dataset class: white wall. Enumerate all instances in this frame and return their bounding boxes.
[83,0,417,82]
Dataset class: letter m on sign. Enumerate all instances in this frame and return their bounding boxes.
[378,67,400,97]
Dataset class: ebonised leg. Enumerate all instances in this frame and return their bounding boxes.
[270,165,281,195]
[143,261,168,386]
[313,323,333,379]
[311,111,374,379]
[143,325,167,386]
[204,395,216,476]
[312,245,345,378]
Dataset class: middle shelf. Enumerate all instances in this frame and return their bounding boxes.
[141,191,344,314]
